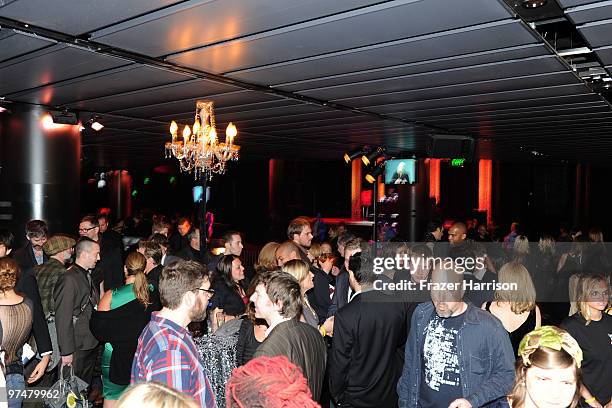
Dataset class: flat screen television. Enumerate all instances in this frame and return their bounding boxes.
[384,159,417,185]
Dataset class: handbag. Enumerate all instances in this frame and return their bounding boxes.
[44,365,89,408]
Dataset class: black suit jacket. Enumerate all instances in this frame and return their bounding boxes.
[13,243,48,270]
[93,237,124,291]
[327,267,350,317]
[15,266,52,354]
[54,264,100,355]
[307,266,334,325]
[329,292,411,408]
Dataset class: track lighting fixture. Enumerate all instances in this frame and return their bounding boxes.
[343,148,367,164]
[365,161,386,183]
[362,146,385,166]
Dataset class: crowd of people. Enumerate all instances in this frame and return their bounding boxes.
[0,213,609,408]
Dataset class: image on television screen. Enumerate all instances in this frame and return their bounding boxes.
[384,159,417,185]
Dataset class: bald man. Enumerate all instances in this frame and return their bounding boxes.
[275,241,302,267]
[447,222,467,246]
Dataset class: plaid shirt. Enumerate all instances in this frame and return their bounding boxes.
[131,312,216,408]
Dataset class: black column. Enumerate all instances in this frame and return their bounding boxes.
[0,104,80,244]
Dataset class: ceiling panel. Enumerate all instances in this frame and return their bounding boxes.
[0,45,130,96]
[228,21,540,85]
[332,72,580,107]
[169,0,516,74]
[367,84,590,114]
[110,92,289,118]
[272,45,549,91]
[0,29,55,62]
[559,0,605,8]
[382,94,603,118]
[294,56,569,100]
[0,0,183,36]
[576,18,612,48]
[10,65,196,108]
[594,45,612,65]
[565,1,612,24]
[92,0,382,57]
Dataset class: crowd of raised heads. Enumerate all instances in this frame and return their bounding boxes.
[0,212,609,408]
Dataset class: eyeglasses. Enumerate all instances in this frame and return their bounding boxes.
[195,288,215,296]
[79,226,97,233]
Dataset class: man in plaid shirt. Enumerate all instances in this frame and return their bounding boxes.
[131,260,216,408]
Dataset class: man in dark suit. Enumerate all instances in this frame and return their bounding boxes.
[12,219,49,270]
[169,217,192,255]
[78,215,123,291]
[329,251,411,408]
[252,270,326,402]
[327,238,361,317]
[54,238,101,385]
[97,213,123,250]
[176,228,203,262]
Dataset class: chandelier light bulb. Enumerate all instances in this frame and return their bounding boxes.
[183,125,191,141]
[226,122,237,138]
[170,120,178,135]
[193,119,201,135]
[209,128,217,144]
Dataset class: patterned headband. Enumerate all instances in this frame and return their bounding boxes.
[518,326,583,368]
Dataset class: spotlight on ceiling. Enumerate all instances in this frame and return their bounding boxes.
[521,0,547,8]
[365,161,385,184]
[49,109,79,125]
[86,116,104,131]
[0,106,7,113]
[362,146,386,166]
[343,148,367,164]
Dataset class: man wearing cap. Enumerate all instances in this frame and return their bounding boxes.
[35,234,76,374]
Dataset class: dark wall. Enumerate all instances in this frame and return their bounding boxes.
[83,159,351,244]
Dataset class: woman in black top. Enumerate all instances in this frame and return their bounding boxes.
[212,255,248,329]
[561,274,612,407]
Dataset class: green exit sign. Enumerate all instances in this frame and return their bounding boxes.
[451,158,466,167]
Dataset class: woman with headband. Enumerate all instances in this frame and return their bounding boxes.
[497,326,584,408]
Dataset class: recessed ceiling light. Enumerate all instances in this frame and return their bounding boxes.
[521,0,547,8]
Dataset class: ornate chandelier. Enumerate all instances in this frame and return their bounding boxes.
[165,100,239,179]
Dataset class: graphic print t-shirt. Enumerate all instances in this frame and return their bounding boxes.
[419,313,465,408]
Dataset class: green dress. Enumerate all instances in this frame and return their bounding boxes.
[101,283,137,400]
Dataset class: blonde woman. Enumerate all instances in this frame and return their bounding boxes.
[94,252,154,407]
[498,326,583,408]
[561,275,612,408]
[282,259,334,336]
[116,382,198,408]
[482,262,541,355]
[254,242,279,275]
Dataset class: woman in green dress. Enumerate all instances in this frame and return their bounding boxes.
[97,251,152,407]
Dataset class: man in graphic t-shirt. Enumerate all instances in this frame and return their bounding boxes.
[397,264,515,408]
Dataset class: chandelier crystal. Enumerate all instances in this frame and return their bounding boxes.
[165,100,239,179]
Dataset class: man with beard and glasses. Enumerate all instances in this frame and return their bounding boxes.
[131,260,216,408]
[12,219,49,269]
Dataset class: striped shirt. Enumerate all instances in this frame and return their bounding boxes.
[131,312,216,408]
